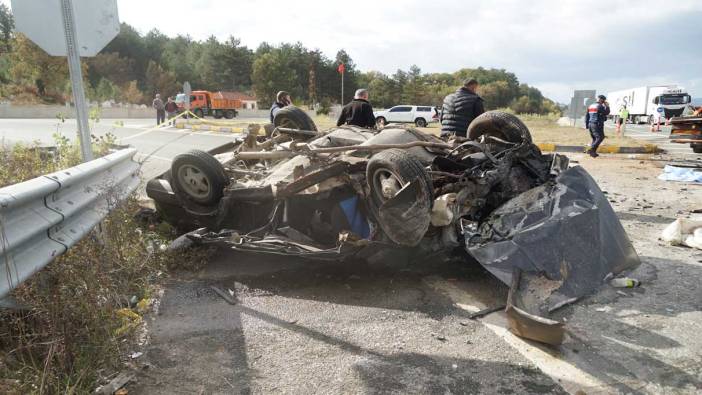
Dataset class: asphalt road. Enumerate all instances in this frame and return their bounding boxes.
[0,117,255,191]
[605,121,701,159]
[129,154,701,393]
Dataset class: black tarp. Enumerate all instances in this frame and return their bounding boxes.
[467,166,641,313]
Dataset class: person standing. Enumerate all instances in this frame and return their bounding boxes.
[616,105,629,137]
[584,95,610,157]
[650,106,663,132]
[153,93,165,125]
[440,78,485,138]
[165,97,179,125]
[337,89,376,128]
[269,91,291,123]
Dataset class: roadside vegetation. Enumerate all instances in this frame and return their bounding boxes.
[0,136,210,394]
[0,4,560,115]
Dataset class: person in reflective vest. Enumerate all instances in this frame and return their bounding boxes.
[584,95,610,157]
[616,105,629,137]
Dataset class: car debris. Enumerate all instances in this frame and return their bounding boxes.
[146,109,641,345]
[661,218,702,250]
[467,305,506,320]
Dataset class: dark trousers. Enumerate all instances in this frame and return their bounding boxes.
[156,109,166,125]
[588,124,605,151]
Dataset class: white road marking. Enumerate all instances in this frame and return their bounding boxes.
[425,277,614,395]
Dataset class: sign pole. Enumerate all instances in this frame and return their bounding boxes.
[60,0,92,161]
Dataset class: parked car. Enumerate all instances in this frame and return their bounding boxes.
[146,108,640,345]
[374,105,439,127]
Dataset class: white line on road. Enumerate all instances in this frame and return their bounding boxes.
[425,277,614,395]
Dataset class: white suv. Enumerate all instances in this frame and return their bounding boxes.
[374,105,439,127]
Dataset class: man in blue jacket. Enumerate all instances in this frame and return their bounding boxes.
[584,95,610,157]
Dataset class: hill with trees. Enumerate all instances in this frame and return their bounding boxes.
[0,5,560,115]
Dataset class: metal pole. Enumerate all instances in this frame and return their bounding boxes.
[60,0,92,161]
[341,71,344,105]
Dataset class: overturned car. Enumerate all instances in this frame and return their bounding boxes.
[147,108,640,345]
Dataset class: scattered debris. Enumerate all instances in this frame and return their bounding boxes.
[657,165,702,183]
[468,305,506,320]
[210,285,237,305]
[610,277,642,288]
[94,372,134,395]
[661,218,702,250]
[595,306,612,313]
[129,351,143,359]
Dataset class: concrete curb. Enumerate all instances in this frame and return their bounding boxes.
[536,143,660,154]
[175,123,243,133]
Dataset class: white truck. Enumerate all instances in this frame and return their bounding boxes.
[607,86,691,124]
[374,105,439,127]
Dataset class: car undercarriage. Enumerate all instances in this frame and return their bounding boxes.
[146,108,640,345]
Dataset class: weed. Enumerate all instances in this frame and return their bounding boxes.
[0,135,208,393]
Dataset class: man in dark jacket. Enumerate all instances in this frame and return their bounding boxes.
[153,93,165,125]
[337,89,376,128]
[270,91,291,122]
[440,79,485,138]
[584,95,610,157]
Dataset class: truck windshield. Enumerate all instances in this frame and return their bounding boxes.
[659,95,687,105]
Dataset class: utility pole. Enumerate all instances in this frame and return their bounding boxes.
[60,0,92,161]
[338,62,345,105]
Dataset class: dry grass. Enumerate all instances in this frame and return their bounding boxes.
[0,137,212,394]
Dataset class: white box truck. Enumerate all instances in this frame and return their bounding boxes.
[607,85,691,124]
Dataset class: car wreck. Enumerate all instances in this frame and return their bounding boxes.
[147,108,641,345]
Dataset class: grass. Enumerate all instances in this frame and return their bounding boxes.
[0,136,211,394]
[310,112,646,147]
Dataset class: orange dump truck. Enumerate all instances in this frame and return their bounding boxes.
[185,90,241,119]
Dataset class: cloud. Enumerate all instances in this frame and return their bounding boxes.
[4,0,700,102]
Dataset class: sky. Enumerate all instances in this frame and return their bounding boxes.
[3,0,701,103]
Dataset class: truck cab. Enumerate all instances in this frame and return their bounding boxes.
[652,88,692,120]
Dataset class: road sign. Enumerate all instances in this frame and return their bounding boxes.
[569,90,596,126]
[11,0,120,57]
[183,81,192,111]
[11,0,120,161]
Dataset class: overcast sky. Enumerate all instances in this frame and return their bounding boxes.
[4,0,701,102]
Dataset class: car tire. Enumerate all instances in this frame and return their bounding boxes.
[376,117,387,127]
[171,149,228,206]
[467,111,532,144]
[366,148,434,208]
[273,106,317,131]
[214,110,223,119]
[414,118,427,127]
[193,108,204,118]
[225,109,237,119]
[692,144,702,154]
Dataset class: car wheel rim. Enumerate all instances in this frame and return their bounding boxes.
[177,165,211,199]
[372,168,405,203]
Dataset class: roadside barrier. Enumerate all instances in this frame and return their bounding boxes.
[0,149,140,299]
[536,143,660,154]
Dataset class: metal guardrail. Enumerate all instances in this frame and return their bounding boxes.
[0,148,140,299]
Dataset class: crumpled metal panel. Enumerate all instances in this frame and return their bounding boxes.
[467,166,640,312]
[0,148,139,298]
